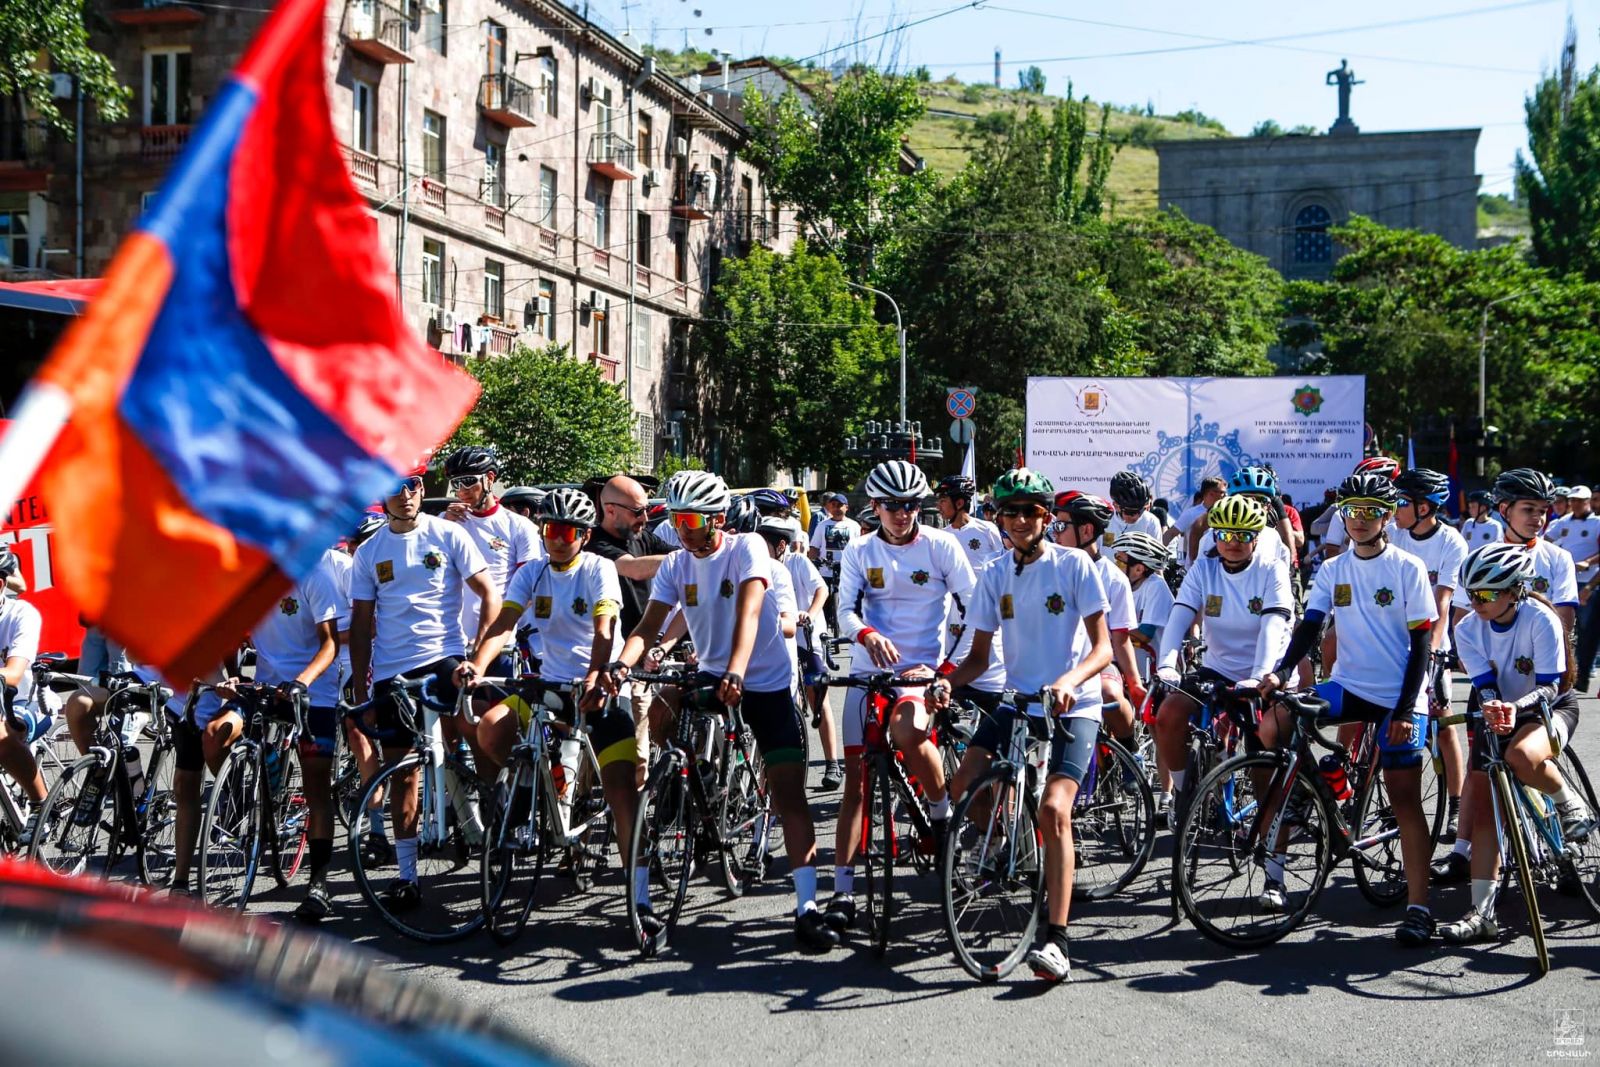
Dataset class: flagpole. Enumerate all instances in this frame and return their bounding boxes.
[0,383,73,509]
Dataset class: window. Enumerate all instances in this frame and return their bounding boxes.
[636,211,651,269]
[421,238,444,306]
[422,110,446,180]
[483,141,505,206]
[740,175,753,240]
[143,50,192,126]
[672,224,687,282]
[633,307,653,371]
[539,166,558,227]
[483,259,504,320]
[535,278,556,339]
[484,20,506,74]
[709,156,723,207]
[540,54,558,116]
[352,80,376,154]
[637,112,653,168]
[0,196,29,270]
[593,178,611,247]
[636,414,656,470]
[596,85,613,140]
[1293,204,1333,264]
[596,295,611,355]
[421,0,447,54]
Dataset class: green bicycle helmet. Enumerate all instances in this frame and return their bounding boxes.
[991,468,1055,508]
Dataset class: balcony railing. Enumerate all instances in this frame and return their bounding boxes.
[671,169,715,220]
[139,125,191,163]
[635,266,651,292]
[588,352,621,382]
[537,228,559,255]
[592,247,612,272]
[343,0,412,64]
[482,323,517,356]
[345,147,379,186]
[587,132,637,181]
[479,73,537,128]
[485,205,506,233]
[109,0,204,25]
[0,121,49,167]
[418,176,446,212]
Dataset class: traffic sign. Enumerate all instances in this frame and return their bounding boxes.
[949,417,974,444]
[946,388,976,420]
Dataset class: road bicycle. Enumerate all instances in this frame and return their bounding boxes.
[0,656,84,853]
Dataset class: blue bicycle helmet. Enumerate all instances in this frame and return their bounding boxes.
[1227,465,1278,497]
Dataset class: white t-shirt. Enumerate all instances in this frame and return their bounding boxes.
[946,516,1007,570]
[1452,534,1580,611]
[1307,546,1436,709]
[503,553,622,684]
[1455,598,1565,703]
[1173,550,1293,681]
[968,543,1109,721]
[768,558,799,684]
[1546,513,1600,585]
[1391,522,1469,652]
[1201,524,1293,570]
[0,596,42,713]
[1130,572,1177,675]
[1089,554,1137,633]
[250,547,350,706]
[1460,515,1504,548]
[782,551,827,649]
[648,532,793,692]
[350,513,488,680]
[653,519,682,549]
[944,518,1007,692]
[1104,510,1162,553]
[810,515,863,579]
[837,526,976,671]
[1174,503,1209,565]
[1325,511,1348,549]
[452,504,542,641]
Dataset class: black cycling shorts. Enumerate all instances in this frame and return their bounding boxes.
[370,658,462,746]
[168,711,205,773]
[1467,690,1580,773]
[694,672,803,767]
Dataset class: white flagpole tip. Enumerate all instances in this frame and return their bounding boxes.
[0,382,74,509]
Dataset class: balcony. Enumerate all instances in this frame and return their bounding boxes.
[537,227,560,255]
[342,0,412,65]
[418,176,445,212]
[588,352,621,382]
[109,0,204,26]
[671,169,715,221]
[139,125,191,163]
[479,73,537,129]
[484,205,506,233]
[592,247,612,272]
[345,147,379,186]
[587,132,637,182]
[481,322,517,356]
[0,121,49,168]
[635,266,651,292]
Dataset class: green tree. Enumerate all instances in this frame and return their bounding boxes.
[1284,216,1600,470]
[1250,119,1285,138]
[1515,20,1600,281]
[740,68,934,283]
[1017,65,1046,95]
[442,343,637,484]
[0,0,129,133]
[687,241,898,481]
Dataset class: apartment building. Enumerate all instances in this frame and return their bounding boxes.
[0,0,796,468]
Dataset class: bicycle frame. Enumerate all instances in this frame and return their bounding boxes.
[1479,705,1570,869]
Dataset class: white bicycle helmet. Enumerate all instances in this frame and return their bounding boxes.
[1461,543,1534,593]
[1112,531,1170,571]
[536,487,598,529]
[665,470,731,514]
[864,460,929,501]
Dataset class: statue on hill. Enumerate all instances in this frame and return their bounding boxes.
[1327,59,1362,134]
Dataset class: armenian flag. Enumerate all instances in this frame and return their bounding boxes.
[20,0,478,680]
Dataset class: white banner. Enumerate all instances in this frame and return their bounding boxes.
[1026,376,1366,508]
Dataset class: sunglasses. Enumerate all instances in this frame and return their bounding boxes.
[1339,503,1392,522]
[1467,587,1506,604]
[1214,529,1258,544]
[392,476,425,496]
[876,500,919,514]
[448,474,484,492]
[998,504,1047,520]
[670,511,715,531]
[542,521,584,543]
[605,500,649,517]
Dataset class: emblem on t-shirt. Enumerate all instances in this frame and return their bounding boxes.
[950,623,966,641]
[1247,596,1263,615]
[1428,571,1438,585]
[422,549,445,571]
[1334,583,1352,607]
[1559,528,1569,537]
[968,537,980,551]
[1204,595,1223,617]
[867,567,885,589]
[376,560,395,584]
[534,596,552,619]
[1000,594,1014,620]
[719,578,735,599]
[1103,531,1117,545]
[1045,593,1065,615]
[685,584,699,607]
[279,596,299,616]
[488,536,509,552]
[1373,587,1395,607]
[1533,576,1550,593]
[910,570,930,586]
[1514,655,1535,676]
[572,597,588,616]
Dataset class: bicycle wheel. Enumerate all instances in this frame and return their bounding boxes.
[1173,751,1332,949]
[568,779,613,894]
[941,765,1043,981]
[717,748,771,897]
[861,762,899,957]
[1350,762,1407,908]
[32,717,78,799]
[1073,736,1156,901]
[348,755,487,943]
[1554,749,1600,918]
[1420,725,1448,850]
[199,746,265,910]
[30,755,120,878]
[628,755,693,956]
[137,737,180,887]
[1490,766,1548,976]
[481,760,545,945]
[792,693,813,781]
[270,747,309,884]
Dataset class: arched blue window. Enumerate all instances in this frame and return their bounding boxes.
[1293,204,1333,263]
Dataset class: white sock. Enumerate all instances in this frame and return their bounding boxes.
[834,865,854,896]
[1266,852,1287,883]
[1470,877,1497,914]
[930,795,951,820]
[1451,838,1472,859]
[370,809,387,838]
[395,837,418,883]
[633,864,652,907]
[1549,780,1576,808]
[1170,769,1186,793]
[793,866,818,915]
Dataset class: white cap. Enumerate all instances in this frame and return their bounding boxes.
[1569,486,1592,500]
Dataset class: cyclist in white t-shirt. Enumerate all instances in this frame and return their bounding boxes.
[439,446,542,648]
[1459,490,1504,548]
[1113,531,1178,814]
[1259,472,1439,946]
[808,493,863,607]
[1181,477,1228,565]
[936,468,1112,983]
[762,515,840,789]
[0,546,49,847]
[1106,471,1164,552]
[826,461,976,936]
[936,474,1009,728]
[1546,485,1600,691]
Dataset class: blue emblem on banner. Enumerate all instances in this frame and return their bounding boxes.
[1130,414,1259,502]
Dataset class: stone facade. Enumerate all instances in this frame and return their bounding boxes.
[1153,129,1481,278]
[1,0,795,470]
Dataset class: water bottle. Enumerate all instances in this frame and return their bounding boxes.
[1318,753,1353,802]
[13,706,51,746]
[556,738,581,830]
[447,742,484,847]
[123,741,147,814]
[73,766,106,827]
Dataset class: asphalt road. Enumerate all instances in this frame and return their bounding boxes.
[245,674,1600,1067]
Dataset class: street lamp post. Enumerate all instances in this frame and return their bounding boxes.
[844,279,906,427]
[1476,290,1528,477]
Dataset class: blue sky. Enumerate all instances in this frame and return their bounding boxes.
[591,0,1599,196]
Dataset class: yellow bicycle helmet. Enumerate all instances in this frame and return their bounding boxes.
[1207,494,1268,533]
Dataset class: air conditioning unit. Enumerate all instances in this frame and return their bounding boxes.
[435,308,456,333]
[643,168,660,192]
[417,0,440,12]
[581,76,601,104]
[673,136,689,159]
[664,421,683,442]
[536,295,552,316]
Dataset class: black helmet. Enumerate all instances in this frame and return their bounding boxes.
[499,485,546,512]
[1336,472,1398,507]
[1053,491,1115,532]
[747,488,793,515]
[1467,489,1495,506]
[1493,467,1556,504]
[349,513,388,548]
[1393,468,1450,507]
[443,445,498,479]
[725,495,761,534]
[936,475,977,501]
[1109,470,1152,510]
[0,545,17,580]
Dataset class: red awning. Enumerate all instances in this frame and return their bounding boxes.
[0,278,101,315]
